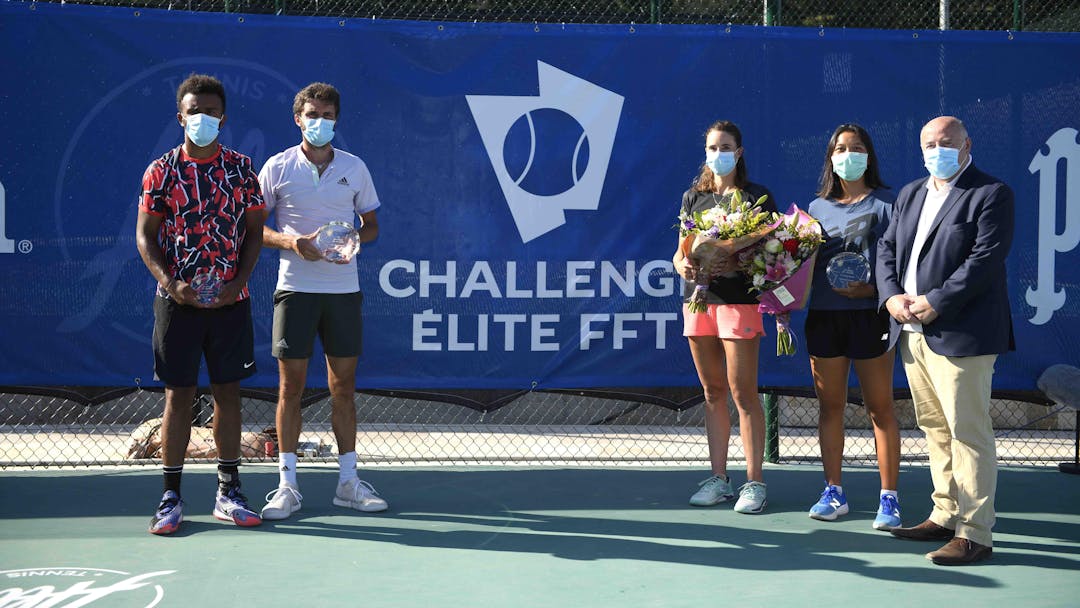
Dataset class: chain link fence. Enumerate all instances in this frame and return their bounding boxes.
[7,0,1075,467]
[1,388,1074,467]
[26,0,1080,30]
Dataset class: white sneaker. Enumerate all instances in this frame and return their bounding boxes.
[733,481,768,514]
[333,477,388,513]
[689,475,735,506]
[261,482,303,520]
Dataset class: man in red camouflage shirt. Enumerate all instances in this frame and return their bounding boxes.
[135,74,266,535]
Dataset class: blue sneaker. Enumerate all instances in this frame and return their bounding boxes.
[213,482,262,527]
[808,485,848,521]
[149,490,183,535]
[873,494,902,530]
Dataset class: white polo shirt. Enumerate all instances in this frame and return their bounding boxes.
[259,145,380,293]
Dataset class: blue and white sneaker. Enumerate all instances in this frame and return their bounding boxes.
[808,485,849,521]
[873,494,902,530]
[149,490,184,535]
[213,482,262,527]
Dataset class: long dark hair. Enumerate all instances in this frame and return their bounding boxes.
[816,123,888,199]
[693,120,749,192]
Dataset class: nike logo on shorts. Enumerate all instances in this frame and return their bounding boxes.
[243,361,255,368]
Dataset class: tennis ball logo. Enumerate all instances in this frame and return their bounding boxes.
[468,62,624,242]
[503,109,591,197]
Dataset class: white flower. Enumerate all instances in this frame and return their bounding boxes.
[701,207,726,226]
[764,238,784,254]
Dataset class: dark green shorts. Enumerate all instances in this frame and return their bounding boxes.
[272,290,364,359]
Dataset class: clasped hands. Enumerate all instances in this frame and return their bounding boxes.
[886,293,938,324]
[164,278,243,308]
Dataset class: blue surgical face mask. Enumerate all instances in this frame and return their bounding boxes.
[184,113,220,147]
[705,150,737,176]
[832,151,869,182]
[923,146,962,180]
[302,118,336,148]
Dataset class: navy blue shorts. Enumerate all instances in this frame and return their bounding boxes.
[805,308,891,359]
[152,297,256,386]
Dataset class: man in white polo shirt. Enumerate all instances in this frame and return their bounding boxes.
[257,82,387,519]
[876,116,1014,565]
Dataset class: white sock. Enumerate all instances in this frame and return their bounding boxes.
[278,452,298,487]
[830,484,844,495]
[338,451,357,485]
[881,489,898,499]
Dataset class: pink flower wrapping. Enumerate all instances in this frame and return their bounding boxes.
[740,204,824,355]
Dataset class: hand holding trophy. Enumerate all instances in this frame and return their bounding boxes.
[314,221,360,263]
[189,269,223,306]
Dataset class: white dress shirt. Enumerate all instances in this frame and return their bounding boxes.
[901,155,972,333]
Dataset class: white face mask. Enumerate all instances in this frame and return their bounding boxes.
[302,117,336,148]
[184,113,220,147]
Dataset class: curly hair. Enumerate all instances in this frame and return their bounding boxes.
[175,73,226,112]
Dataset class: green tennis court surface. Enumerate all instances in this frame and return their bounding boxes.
[1,465,1077,607]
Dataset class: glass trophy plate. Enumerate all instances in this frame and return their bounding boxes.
[826,251,871,289]
[314,221,360,263]
[190,270,222,305]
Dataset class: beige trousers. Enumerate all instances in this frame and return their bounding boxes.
[900,331,998,547]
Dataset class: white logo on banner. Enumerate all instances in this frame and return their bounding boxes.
[466,62,624,242]
[1026,127,1080,325]
[0,567,176,607]
[0,179,22,254]
[0,180,30,255]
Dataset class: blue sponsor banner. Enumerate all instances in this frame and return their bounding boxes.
[0,2,1078,390]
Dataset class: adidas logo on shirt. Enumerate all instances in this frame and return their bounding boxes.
[276,338,289,349]
[337,177,349,186]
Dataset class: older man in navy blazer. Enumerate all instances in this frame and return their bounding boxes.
[876,116,1014,566]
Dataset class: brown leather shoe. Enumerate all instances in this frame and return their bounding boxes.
[890,519,955,541]
[927,538,992,565]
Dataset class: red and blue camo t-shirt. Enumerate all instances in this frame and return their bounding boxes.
[140,145,265,301]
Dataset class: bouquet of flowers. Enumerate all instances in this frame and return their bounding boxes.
[678,191,778,313]
[739,204,825,355]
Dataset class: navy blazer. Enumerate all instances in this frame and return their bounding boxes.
[876,164,1015,357]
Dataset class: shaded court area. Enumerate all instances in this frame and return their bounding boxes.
[1,465,1077,607]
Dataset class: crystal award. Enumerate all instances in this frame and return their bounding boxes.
[314,221,360,263]
[190,269,223,305]
[825,251,871,289]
